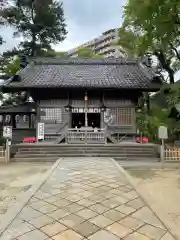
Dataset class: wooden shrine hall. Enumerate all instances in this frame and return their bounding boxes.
[0,57,162,144]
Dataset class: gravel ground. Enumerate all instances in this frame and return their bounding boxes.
[0,162,52,219]
[127,168,180,238]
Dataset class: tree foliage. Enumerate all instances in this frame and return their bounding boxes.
[118,0,180,83]
[77,48,103,58]
[1,0,67,56]
[3,56,20,77]
[0,0,7,45]
[0,55,20,80]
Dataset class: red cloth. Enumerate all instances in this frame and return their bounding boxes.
[23,137,36,143]
[136,137,149,143]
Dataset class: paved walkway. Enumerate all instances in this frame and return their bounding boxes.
[0,158,175,240]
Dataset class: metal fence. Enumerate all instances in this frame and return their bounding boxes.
[164,148,180,161]
[67,129,106,144]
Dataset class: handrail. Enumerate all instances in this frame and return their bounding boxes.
[118,134,127,143]
[55,124,68,143]
[56,121,68,134]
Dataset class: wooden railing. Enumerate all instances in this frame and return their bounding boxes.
[164,147,180,161]
[66,128,106,144]
[44,121,69,143]
[56,121,69,134]
[55,123,68,143]
[0,146,5,158]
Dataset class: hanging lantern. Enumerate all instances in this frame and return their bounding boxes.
[5,115,11,123]
[100,104,107,112]
[64,103,72,112]
[84,92,88,107]
[23,115,28,122]
[15,115,20,122]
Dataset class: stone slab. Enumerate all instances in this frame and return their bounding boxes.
[0,158,63,237]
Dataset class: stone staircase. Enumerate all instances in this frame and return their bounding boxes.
[11,144,160,162]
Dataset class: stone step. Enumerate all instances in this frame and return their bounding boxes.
[18,147,156,151]
[114,157,159,162]
[17,149,156,154]
[15,152,157,158]
[12,156,159,162]
[12,157,59,162]
[18,144,156,147]
[12,144,159,162]
[16,144,156,148]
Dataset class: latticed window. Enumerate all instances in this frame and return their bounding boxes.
[104,108,133,125]
[40,108,62,123]
[116,108,133,125]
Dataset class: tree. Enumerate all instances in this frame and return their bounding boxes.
[77,48,103,58]
[0,0,7,45]
[118,0,180,83]
[41,49,68,57]
[2,56,20,77]
[1,0,67,56]
[0,54,20,81]
[0,55,22,106]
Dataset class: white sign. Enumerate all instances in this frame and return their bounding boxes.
[37,123,44,140]
[158,126,168,139]
[72,108,101,113]
[3,126,12,139]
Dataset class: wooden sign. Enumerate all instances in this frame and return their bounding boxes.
[3,126,12,139]
[37,123,45,140]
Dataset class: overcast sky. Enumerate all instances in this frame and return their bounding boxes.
[0,0,125,53]
[0,0,179,80]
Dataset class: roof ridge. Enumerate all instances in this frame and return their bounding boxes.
[32,57,138,66]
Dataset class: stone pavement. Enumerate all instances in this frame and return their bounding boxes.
[0,157,175,240]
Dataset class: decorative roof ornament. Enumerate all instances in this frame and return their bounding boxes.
[141,52,152,68]
[26,96,34,103]
[19,54,28,69]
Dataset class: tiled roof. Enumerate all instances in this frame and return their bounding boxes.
[0,102,36,113]
[4,57,162,89]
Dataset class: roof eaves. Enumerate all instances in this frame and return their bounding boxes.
[3,62,35,86]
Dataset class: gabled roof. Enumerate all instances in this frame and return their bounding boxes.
[3,57,162,90]
[0,102,36,113]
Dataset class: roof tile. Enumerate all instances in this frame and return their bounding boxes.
[4,57,161,89]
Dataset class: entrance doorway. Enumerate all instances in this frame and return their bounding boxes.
[88,113,100,128]
[72,113,85,128]
[71,112,101,128]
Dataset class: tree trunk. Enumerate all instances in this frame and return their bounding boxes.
[154,50,175,84]
[168,69,175,84]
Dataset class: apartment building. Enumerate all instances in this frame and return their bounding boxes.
[67,28,126,58]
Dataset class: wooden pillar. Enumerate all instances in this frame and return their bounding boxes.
[147,93,150,113]
[29,113,31,128]
[11,114,16,128]
[84,91,88,127]
[36,101,41,122]
[100,91,104,128]
[68,91,72,128]
[36,101,40,140]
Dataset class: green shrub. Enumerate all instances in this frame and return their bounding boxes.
[0,136,6,146]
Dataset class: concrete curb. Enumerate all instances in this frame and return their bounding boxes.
[111,158,179,240]
[0,158,64,237]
